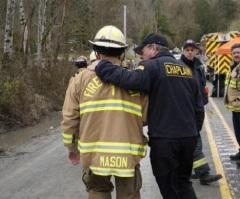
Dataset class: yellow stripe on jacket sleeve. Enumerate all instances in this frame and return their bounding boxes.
[62,132,77,144]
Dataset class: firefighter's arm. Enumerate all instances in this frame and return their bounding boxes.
[61,77,81,163]
[224,72,230,85]
[95,60,151,92]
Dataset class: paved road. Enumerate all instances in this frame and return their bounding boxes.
[0,83,240,198]
[0,126,223,199]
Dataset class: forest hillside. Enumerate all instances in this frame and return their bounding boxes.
[1,0,240,133]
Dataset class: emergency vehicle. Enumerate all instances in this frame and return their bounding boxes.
[200,31,240,79]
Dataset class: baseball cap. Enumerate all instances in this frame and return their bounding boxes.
[133,33,168,55]
[183,39,198,49]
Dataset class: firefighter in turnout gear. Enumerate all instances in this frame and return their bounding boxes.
[89,50,97,63]
[61,25,148,199]
[224,43,240,167]
[69,55,89,85]
[75,55,88,69]
[179,39,222,185]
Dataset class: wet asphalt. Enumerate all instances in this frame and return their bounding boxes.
[0,81,240,199]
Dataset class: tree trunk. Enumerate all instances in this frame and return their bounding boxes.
[19,0,28,54]
[37,0,47,62]
[4,0,16,58]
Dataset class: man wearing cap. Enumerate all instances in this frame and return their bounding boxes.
[90,33,204,199]
[179,39,223,185]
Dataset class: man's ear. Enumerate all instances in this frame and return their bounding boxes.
[96,52,101,60]
[152,43,158,52]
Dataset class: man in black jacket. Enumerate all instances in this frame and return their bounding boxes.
[179,39,222,185]
[90,33,204,199]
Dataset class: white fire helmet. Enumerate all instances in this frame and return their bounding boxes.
[89,51,97,62]
[89,25,128,48]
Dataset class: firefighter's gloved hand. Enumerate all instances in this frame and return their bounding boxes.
[67,151,80,165]
[87,60,100,71]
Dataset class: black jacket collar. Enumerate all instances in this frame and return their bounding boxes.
[155,51,175,59]
[180,54,202,69]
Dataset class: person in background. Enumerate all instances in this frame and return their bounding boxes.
[61,25,148,199]
[75,55,88,69]
[224,43,240,167]
[68,55,88,85]
[179,39,223,185]
[89,50,97,63]
[90,32,204,199]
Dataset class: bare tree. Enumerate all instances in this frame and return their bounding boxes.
[4,0,16,58]
[18,0,29,54]
[37,0,47,61]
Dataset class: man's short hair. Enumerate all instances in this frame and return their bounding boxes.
[231,43,240,51]
[93,45,125,57]
[156,44,169,52]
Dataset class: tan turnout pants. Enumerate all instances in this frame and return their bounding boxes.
[82,165,142,199]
